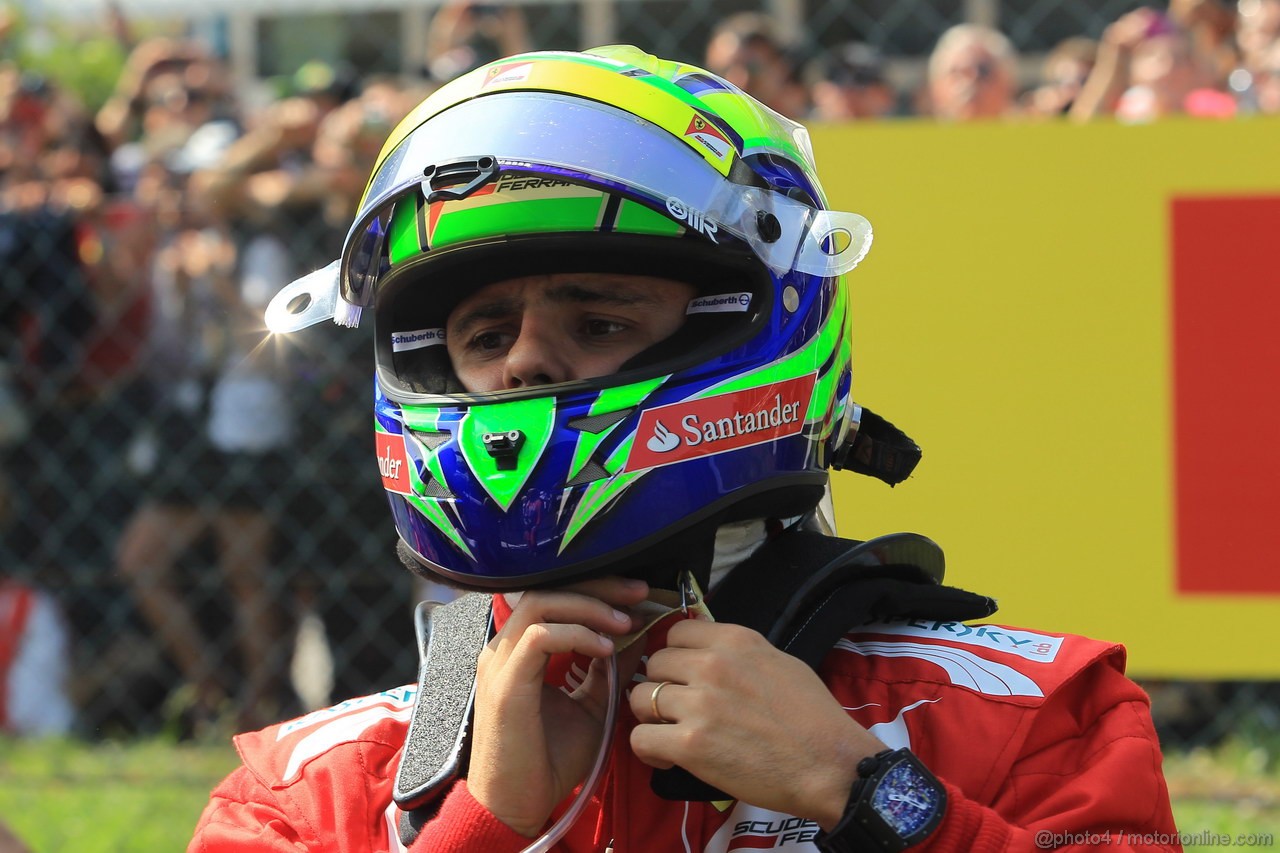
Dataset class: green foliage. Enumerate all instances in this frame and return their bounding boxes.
[4,11,128,111]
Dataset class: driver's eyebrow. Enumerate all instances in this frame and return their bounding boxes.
[448,297,523,339]
[543,282,662,307]
[450,281,666,337]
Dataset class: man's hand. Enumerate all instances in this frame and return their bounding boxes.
[467,577,649,838]
[629,620,887,830]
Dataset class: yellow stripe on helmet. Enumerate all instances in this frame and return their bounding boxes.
[364,52,738,211]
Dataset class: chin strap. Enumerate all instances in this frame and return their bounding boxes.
[832,407,922,486]
[649,529,997,801]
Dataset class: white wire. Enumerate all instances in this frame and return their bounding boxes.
[520,652,620,853]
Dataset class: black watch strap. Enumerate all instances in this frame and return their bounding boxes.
[816,748,947,853]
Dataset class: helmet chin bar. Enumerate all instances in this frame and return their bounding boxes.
[395,523,720,595]
[394,477,830,593]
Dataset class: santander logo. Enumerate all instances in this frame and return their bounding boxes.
[625,374,817,473]
[376,432,412,495]
[646,421,681,453]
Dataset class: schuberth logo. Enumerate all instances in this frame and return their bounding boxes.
[625,374,816,472]
[687,292,752,314]
[390,328,446,352]
[376,432,411,495]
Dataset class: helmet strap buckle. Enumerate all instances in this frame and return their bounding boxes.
[832,408,922,486]
[678,569,699,617]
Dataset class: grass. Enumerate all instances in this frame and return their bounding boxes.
[1163,737,1280,838]
[0,736,241,853]
[0,733,1277,851]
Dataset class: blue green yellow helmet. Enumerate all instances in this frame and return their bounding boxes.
[266,46,907,590]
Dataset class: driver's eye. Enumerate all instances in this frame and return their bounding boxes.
[584,319,627,336]
[472,331,508,351]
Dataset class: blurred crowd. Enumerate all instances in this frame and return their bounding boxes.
[1,14,428,735]
[0,0,1277,739]
[714,0,1280,122]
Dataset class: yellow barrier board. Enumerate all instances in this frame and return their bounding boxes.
[813,116,1280,679]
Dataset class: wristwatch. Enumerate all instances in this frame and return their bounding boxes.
[816,748,947,853]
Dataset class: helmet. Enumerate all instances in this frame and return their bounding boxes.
[267,46,900,591]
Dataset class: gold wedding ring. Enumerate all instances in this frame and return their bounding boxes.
[650,681,674,724]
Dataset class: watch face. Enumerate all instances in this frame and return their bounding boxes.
[869,761,944,839]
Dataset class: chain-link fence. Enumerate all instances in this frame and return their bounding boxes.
[1,0,1274,751]
[235,0,1154,100]
[1,198,420,735]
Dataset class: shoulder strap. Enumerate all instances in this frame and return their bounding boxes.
[651,528,996,801]
[701,528,995,667]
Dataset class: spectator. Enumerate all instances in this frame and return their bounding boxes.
[925,23,1020,120]
[1,58,164,735]
[189,63,363,262]
[291,59,361,117]
[249,76,416,240]
[423,1,530,85]
[115,142,298,732]
[705,12,809,117]
[1230,0,1280,108]
[95,37,215,153]
[1071,7,1233,121]
[806,41,899,120]
[1170,0,1239,82]
[0,255,76,741]
[182,74,421,722]
[1252,38,1280,110]
[0,578,74,737]
[0,200,98,586]
[1236,0,1280,67]
[1022,36,1098,116]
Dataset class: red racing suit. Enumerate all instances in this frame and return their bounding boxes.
[190,612,1181,853]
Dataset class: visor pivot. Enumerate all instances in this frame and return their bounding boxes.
[756,211,782,243]
[482,430,526,471]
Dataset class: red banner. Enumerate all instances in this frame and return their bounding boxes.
[1171,196,1280,594]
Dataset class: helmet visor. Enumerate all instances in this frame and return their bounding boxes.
[266,91,871,334]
